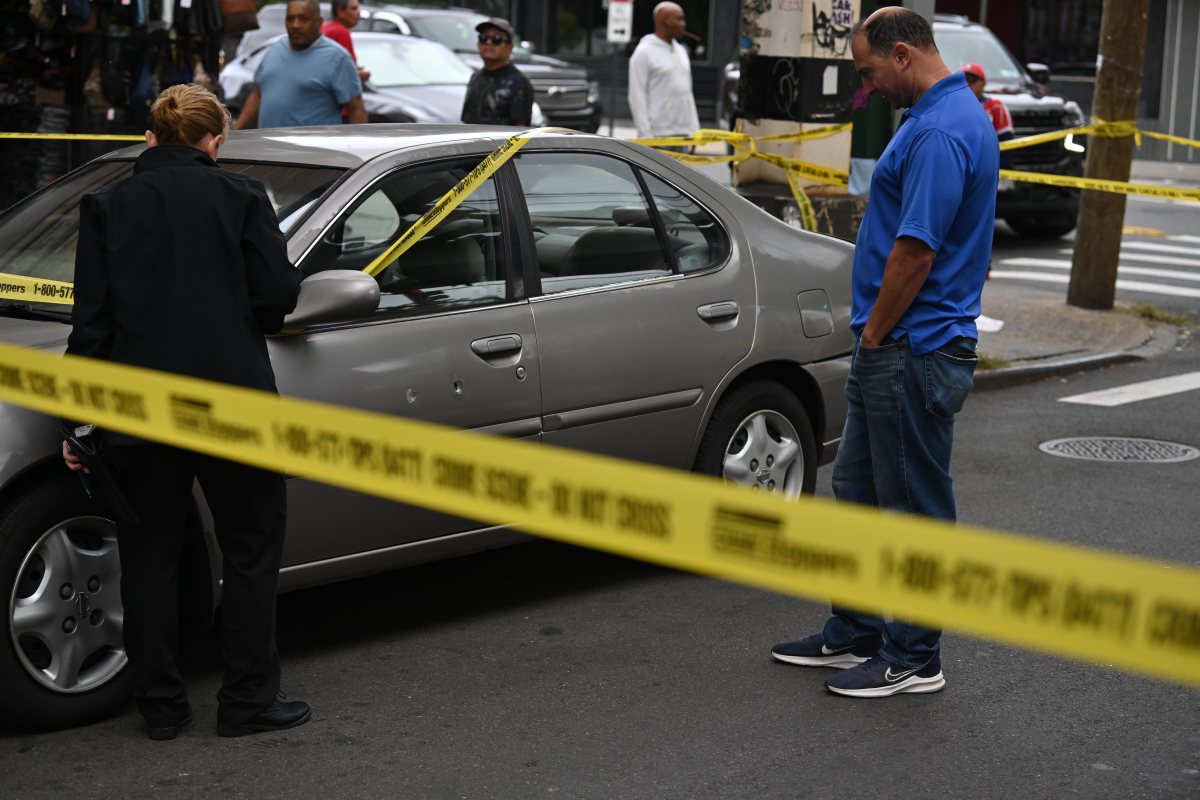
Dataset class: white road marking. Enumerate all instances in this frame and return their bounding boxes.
[999,257,1200,282]
[987,271,1200,298]
[1119,241,1200,256]
[1055,248,1200,268]
[1059,371,1200,406]
[1169,235,1200,244]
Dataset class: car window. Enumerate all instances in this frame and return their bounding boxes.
[0,160,343,302]
[935,28,1025,89]
[406,13,488,54]
[302,158,508,317]
[638,170,730,274]
[515,152,671,295]
[355,36,473,87]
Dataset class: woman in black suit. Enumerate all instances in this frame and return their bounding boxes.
[63,84,307,740]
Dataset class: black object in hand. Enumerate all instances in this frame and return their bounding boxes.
[62,424,140,526]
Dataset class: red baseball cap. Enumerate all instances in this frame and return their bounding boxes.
[961,62,987,82]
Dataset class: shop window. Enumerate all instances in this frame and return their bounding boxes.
[549,0,712,61]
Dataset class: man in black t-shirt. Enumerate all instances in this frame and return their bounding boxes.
[461,18,533,126]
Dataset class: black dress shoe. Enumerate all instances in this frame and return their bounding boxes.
[146,710,193,741]
[217,699,311,737]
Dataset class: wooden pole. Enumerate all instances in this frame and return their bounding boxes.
[1067,0,1151,309]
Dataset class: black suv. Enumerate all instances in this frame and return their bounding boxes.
[239,3,602,133]
[932,14,1085,238]
[717,15,1086,238]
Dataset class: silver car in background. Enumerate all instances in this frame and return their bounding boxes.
[0,125,853,729]
[220,31,545,125]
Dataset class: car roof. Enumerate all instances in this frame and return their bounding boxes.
[932,14,982,29]
[95,125,597,169]
[368,4,482,18]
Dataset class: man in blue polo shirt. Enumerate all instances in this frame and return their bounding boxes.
[234,0,366,129]
[770,7,997,698]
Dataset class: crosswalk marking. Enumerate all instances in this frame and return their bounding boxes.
[1119,241,1200,256]
[1005,257,1200,282]
[1055,248,1200,268]
[994,235,1200,301]
[987,271,1200,298]
[1059,371,1200,407]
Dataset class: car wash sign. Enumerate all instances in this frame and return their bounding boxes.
[607,0,633,45]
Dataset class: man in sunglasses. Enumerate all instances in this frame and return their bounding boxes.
[461,18,533,126]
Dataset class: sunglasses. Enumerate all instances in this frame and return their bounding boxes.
[478,33,511,45]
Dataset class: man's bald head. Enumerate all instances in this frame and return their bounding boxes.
[852,7,937,56]
[653,1,687,42]
[849,7,949,110]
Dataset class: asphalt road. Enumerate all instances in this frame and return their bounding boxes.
[3,180,1198,800]
[3,317,1198,800]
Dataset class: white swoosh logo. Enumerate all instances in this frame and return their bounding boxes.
[884,666,919,682]
[820,644,847,655]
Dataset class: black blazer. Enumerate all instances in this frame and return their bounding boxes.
[67,145,302,394]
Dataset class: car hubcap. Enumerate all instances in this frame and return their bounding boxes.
[9,517,126,693]
[721,410,805,498]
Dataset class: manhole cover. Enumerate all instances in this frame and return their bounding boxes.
[1039,437,1200,463]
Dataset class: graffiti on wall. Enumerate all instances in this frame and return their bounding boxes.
[804,0,854,57]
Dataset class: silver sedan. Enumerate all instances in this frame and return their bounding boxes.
[0,125,853,729]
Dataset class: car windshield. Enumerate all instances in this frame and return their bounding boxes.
[936,28,1026,90]
[406,14,488,53]
[356,36,474,86]
[407,14,530,56]
[0,159,344,310]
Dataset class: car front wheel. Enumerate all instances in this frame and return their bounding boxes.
[693,381,817,498]
[0,474,132,729]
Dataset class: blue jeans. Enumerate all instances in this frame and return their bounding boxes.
[821,335,978,668]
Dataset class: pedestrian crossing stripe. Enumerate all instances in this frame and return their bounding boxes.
[1059,371,1200,406]
[1055,249,1200,269]
[987,271,1200,299]
[1001,257,1200,283]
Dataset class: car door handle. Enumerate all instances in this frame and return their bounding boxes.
[470,334,523,356]
[697,301,739,321]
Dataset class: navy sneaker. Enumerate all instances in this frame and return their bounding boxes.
[824,654,946,698]
[770,633,881,668]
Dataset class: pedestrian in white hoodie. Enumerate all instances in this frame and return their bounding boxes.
[627,2,700,141]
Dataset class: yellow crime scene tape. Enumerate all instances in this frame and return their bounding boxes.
[0,273,75,305]
[0,342,1198,688]
[2,126,1200,687]
[633,125,854,233]
[0,132,144,141]
[362,127,565,278]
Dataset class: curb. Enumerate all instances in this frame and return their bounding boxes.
[973,322,1181,391]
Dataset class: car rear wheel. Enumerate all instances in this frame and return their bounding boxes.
[1005,214,1076,239]
[0,475,132,729]
[694,381,817,498]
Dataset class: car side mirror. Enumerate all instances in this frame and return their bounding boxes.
[1026,62,1051,84]
[283,270,380,329]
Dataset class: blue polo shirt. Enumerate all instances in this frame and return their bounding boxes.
[253,36,362,128]
[851,71,999,355]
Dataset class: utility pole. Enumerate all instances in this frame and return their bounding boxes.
[1067,0,1150,309]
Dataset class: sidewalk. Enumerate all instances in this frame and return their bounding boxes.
[973,281,1183,389]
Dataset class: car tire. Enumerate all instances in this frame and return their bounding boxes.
[0,474,133,729]
[1005,214,1076,239]
[693,381,817,498]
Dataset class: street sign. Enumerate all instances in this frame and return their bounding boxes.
[607,0,632,45]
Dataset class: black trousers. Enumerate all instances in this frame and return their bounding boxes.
[114,444,287,727]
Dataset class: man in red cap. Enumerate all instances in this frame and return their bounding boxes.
[961,62,1013,141]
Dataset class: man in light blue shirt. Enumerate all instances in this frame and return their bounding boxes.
[235,0,365,129]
